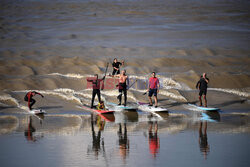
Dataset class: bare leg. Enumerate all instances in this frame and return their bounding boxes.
[148,96,153,105]
[203,95,207,107]
[154,96,158,107]
[199,96,202,106]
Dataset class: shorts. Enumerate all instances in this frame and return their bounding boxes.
[112,69,120,75]
[148,89,157,97]
[199,89,207,96]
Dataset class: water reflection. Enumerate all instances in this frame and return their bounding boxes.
[198,111,220,159]
[88,114,106,159]
[24,115,44,142]
[199,121,209,160]
[148,115,160,158]
[117,123,129,162]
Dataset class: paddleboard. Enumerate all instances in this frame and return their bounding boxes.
[29,109,46,114]
[188,104,220,111]
[137,102,168,112]
[82,105,114,114]
[107,102,137,110]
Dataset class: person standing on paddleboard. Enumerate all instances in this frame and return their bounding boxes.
[112,58,124,75]
[24,91,44,110]
[196,73,209,107]
[87,74,105,108]
[110,70,129,106]
[147,72,160,107]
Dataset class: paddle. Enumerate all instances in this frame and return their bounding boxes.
[101,62,109,90]
[117,79,137,100]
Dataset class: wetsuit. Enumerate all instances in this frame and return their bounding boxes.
[196,77,209,96]
[87,76,105,108]
[118,77,129,105]
[24,91,43,110]
[112,62,122,75]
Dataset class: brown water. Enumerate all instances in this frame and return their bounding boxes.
[0,0,250,166]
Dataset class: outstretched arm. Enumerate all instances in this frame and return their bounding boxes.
[35,92,44,98]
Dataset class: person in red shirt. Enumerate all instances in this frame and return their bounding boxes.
[24,91,44,110]
[147,72,160,107]
[87,74,105,108]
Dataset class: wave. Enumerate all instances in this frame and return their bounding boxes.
[48,73,90,79]
[0,95,20,107]
[209,88,250,98]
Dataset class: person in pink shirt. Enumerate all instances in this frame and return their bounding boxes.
[147,72,160,107]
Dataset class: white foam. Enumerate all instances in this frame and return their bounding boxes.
[48,73,90,79]
[209,88,250,98]
[0,95,19,106]
[159,90,187,101]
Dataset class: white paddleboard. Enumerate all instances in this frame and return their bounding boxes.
[107,102,137,110]
[188,104,220,111]
[29,109,46,114]
[138,102,168,112]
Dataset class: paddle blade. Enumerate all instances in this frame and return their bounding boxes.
[143,92,147,95]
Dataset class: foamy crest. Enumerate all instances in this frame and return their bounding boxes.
[160,77,183,90]
[159,90,187,101]
[0,95,19,106]
[101,90,137,101]
[48,73,90,79]
[209,88,250,98]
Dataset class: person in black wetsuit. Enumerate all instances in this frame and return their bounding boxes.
[87,74,105,108]
[24,91,44,110]
[196,73,209,107]
[112,58,124,75]
[110,70,129,106]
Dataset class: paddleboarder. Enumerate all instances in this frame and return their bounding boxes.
[87,74,105,108]
[196,73,209,107]
[147,72,160,107]
[110,70,129,106]
[24,91,44,110]
[112,58,124,75]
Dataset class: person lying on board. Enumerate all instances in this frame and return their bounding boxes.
[87,74,105,108]
[96,101,106,110]
[196,73,209,107]
[24,91,44,110]
[112,58,124,75]
[109,70,129,106]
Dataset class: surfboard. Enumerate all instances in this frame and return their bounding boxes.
[29,109,46,114]
[82,105,114,114]
[188,104,220,111]
[137,102,168,112]
[106,102,137,110]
